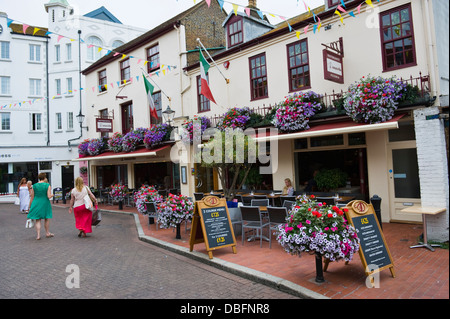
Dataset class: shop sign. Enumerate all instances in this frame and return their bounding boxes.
[323,49,344,84]
[96,118,113,133]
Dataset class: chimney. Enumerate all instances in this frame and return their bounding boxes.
[248,0,257,8]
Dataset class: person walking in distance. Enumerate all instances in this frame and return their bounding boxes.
[69,177,97,238]
[27,173,54,240]
[17,178,32,214]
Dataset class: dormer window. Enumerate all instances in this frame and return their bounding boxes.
[228,16,243,48]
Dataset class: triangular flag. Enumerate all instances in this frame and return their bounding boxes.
[23,24,30,34]
[7,18,13,27]
[206,0,211,7]
[199,48,216,104]
[33,28,40,35]
[304,25,309,34]
[365,0,374,8]
[245,8,251,17]
[232,4,238,15]
[57,35,64,42]
[296,31,301,39]
[257,11,264,20]
[143,73,158,120]
[218,0,224,11]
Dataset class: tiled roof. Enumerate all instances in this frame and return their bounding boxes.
[9,23,49,37]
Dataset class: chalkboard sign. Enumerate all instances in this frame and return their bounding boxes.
[189,196,237,259]
[53,187,63,203]
[346,200,395,278]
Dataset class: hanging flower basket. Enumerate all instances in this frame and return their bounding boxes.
[157,194,194,231]
[277,195,360,262]
[343,75,407,124]
[180,116,211,144]
[108,132,124,153]
[133,185,164,215]
[144,123,172,149]
[87,138,107,156]
[216,107,253,131]
[78,139,90,157]
[122,128,148,152]
[272,91,323,133]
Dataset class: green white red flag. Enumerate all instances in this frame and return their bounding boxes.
[143,73,158,120]
[199,48,216,104]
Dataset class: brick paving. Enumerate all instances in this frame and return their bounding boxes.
[0,204,298,300]
[86,202,448,299]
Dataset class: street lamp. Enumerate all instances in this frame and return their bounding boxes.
[162,105,175,126]
[76,110,89,131]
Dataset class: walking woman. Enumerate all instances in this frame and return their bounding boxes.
[17,178,32,213]
[27,173,54,240]
[69,177,97,238]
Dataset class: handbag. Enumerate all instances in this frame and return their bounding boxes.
[91,206,102,226]
[83,186,94,212]
[25,219,35,229]
[14,197,20,205]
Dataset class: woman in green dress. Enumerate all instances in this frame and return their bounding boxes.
[27,172,54,240]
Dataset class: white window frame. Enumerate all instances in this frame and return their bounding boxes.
[29,78,42,97]
[0,76,11,95]
[30,113,42,131]
[1,113,11,131]
[0,41,10,60]
[67,112,74,130]
[66,77,73,95]
[66,43,72,61]
[29,44,41,62]
[55,44,61,62]
[55,79,61,96]
[56,112,62,130]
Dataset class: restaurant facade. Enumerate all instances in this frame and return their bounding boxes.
[79,0,448,242]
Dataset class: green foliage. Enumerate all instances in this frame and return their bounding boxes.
[315,168,348,191]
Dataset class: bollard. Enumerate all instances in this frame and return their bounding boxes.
[370,195,382,230]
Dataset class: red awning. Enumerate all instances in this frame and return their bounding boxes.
[73,144,171,162]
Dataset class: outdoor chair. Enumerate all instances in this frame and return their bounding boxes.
[267,207,288,248]
[234,194,243,203]
[193,192,204,201]
[158,190,167,198]
[251,199,270,207]
[146,201,159,230]
[280,196,296,206]
[283,200,295,211]
[242,196,253,206]
[169,188,178,196]
[239,206,270,248]
[253,195,268,200]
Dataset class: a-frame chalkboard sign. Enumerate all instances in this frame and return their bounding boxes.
[189,196,237,259]
[324,200,395,283]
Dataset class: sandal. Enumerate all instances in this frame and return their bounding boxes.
[46,233,54,238]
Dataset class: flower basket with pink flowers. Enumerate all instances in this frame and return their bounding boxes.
[157,194,194,235]
[133,185,164,214]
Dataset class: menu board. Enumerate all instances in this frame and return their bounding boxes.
[189,196,237,259]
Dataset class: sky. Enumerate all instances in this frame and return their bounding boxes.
[1,0,324,31]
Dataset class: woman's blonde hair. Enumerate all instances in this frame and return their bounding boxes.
[75,177,85,192]
[284,178,292,186]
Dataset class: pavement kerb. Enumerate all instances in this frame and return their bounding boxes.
[98,208,329,300]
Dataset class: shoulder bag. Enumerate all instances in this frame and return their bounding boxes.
[83,186,94,212]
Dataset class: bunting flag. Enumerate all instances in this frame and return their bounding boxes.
[143,73,158,120]
[199,48,216,105]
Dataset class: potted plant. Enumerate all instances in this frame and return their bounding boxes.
[343,75,407,124]
[122,128,148,152]
[277,195,360,281]
[87,138,107,156]
[79,166,88,175]
[216,107,253,131]
[109,184,128,209]
[108,132,124,153]
[315,168,348,192]
[272,91,323,133]
[78,139,90,157]
[144,123,172,149]
[133,185,163,215]
[157,194,194,239]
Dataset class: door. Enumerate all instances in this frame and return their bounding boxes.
[387,143,422,222]
[62,165,74,191]
[121,103,133,134]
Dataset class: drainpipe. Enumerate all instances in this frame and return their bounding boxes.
[423,0,438,101]
[68,30,82,150]
[174,22,184,117]
[46,35,50,146]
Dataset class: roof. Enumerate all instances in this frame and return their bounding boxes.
[82,0,220,75]
[222,11,274,29]
[9,23,49,38]
[83,6,122,24]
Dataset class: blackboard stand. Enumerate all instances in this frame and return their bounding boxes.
[324,200,395,286]
[189,196,237,259]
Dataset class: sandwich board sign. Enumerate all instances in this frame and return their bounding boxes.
[189,196,237,259]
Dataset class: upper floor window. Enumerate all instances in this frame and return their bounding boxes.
[29,79,42,96]
[87,36,103,61]
[147,44,160,73]
[197,75,211,113]
[112,40,124,49]
[151,91,162,125]
[66,43,72,61]
[120,59,131,84]
[55,79,61,96]
[121,102,133,134]
[29,44,41,62]
[67,112,74,130]
[0,76,11,95]
[228,16,243,48]
[30,113,42,131]
[98,69,107,92]
[66,78,73,95]
[287,39,311,92]
[0,41,10,59]
[56,113,62,130]
[380,4,416,71]
[1,113,11,131]
[55,44,61,62]
[249,53,268,100]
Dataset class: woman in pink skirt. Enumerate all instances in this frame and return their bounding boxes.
[69,177,97,237]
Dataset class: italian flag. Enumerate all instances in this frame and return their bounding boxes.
[143,73,158,121]
[199,48,216,104]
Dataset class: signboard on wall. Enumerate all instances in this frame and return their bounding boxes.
[323,49,344,84]
[96,118,113,133]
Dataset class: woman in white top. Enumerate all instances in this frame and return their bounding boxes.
[69,177,97,238]
[17,178,32,213]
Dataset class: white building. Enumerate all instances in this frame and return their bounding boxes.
[0,0,144,194]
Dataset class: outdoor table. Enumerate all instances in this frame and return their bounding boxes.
[401,206,446,251]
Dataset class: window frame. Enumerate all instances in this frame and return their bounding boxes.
[30,113,42,131]
[227,15,244,48]
[55,44,61,62]
[0,76,11,95]
[151,91,163,125]
[67,112,74,130]
[379,3,417,72]
[120,59,131,84]
[248,52,269,101]
[29,44,41,62]
[146,43,160,73]
[1,112,11,131]
[66,43,72,61]
[196,75,211,113]
[287,38,311,93]
[29,78,42,97]
[0,41,10,60]
[98,69,107,92]
[56,112,62,130]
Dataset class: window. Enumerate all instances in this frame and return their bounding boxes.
[55,79,61,96]
[66,43,72,61]
[29,44,41,62]
[151,91,162,124]
[287,39,310,92]
[0,41,10,59]
[380,4,416,71]
[121,103,133,134]
[67,112,74,130]
[56,113,62,130]
[98,69,107,92]
[1,113,11,130]
[112,40,124,49]
[197,75,211,112]
[29,79,41,96]
[147,44,160,73]
[55,44,60,62]
[120,59,131,84]
[327,0,352,7]
[30,113,42,131]
[66,78,73,95]
[249,53,268,100]
[0,76,11,95]
[228,17,243,47]
[87,36,103,61]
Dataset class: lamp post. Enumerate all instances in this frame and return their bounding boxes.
[76,110,89,131]
[162,105,175,126]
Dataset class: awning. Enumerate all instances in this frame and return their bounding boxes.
[72,144,171,162]
[255,113,405,142]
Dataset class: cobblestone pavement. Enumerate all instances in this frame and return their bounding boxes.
[0,204,298,300]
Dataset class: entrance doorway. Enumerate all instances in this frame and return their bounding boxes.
[61,165,74,190]
[194,164,217,193]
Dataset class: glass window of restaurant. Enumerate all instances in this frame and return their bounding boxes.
[97,165,127,189]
